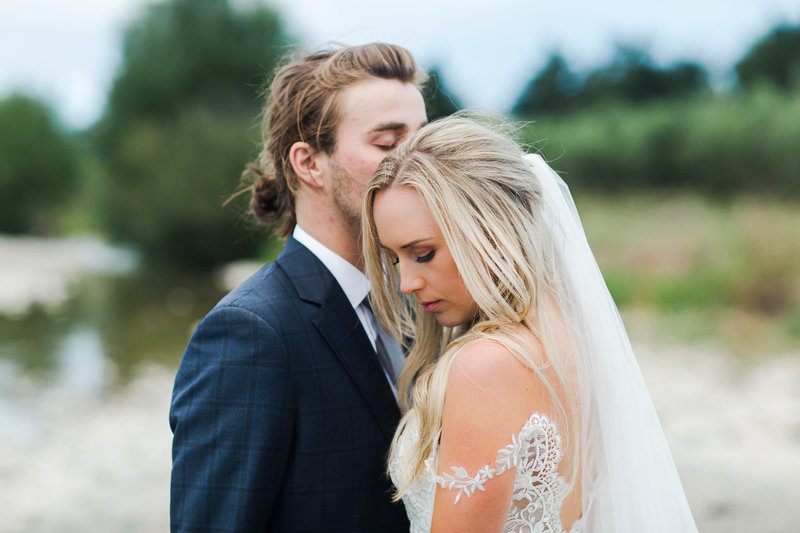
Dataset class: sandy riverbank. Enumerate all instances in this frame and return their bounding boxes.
[0,343,798,532]
[0,234,136,316]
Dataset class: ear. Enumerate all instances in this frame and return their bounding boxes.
[289,142,325,189]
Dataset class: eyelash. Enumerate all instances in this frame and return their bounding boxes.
[416,251,435,263]
[376,143,397,151]
[388,250,435,265]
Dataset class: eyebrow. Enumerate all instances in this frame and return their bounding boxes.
[400,237,433,249]
[369,119,428,134]
[369,121,408,134]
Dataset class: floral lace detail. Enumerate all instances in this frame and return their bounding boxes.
[390,412,582,533]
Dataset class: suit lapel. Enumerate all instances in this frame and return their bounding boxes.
[276,238,401,443]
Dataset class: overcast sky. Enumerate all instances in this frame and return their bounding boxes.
[1,0,798,129]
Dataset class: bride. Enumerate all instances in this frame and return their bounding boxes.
[361,116,698,532]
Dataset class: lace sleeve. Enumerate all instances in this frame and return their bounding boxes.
[429,412,563,504]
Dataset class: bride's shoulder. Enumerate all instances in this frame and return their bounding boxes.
[439,333,550,473]
[450,337,527,386]
[451,325,543,377]
[445,332,544,415]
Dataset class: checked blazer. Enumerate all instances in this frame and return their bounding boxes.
[170,237,410,532]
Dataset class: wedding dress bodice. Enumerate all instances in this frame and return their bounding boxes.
[389,412,583,533]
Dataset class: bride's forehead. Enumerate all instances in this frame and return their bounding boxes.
[373,188,439,239]
[374,186,427,215]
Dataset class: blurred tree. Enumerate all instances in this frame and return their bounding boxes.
[93,0,291,269]
[0,94,79,234]
[581,48,709,105]
[99,0,288,133]
[423,67,463,120]
[513,47,709,117]
[512,54,581,116]
[736,24,800,91]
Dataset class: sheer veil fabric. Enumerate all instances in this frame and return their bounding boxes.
[528,153,698,532]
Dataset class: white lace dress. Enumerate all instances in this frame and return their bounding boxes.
[389,412,583,533]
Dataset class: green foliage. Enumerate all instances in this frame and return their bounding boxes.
[0,94,80,234]
[93,0,291,269]
[605,270,736,313]
[98,107,261,268]
[522,87,800,194]
[785,307,800,340]
[512,55,581,116]
[580,47,709,106]
[736,24,800,91]
[513,47,709,117]
[423,67,463,120]
[99,0,287,133]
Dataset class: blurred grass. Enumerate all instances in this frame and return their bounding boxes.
[522,86,800,194]
[576,193,800,358]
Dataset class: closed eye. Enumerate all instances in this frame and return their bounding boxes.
[416,250,435,263]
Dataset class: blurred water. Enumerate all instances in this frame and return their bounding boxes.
[0,235,231,531]
[0,327,106,446]
[54,327,107,396]
[0,234,226,445]
[0,359,41,446]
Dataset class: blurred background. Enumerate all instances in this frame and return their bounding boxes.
[1,0,799,531]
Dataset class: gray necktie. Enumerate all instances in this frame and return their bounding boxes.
[361,296,403,383]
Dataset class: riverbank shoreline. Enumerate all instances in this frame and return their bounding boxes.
[0,343,797,532]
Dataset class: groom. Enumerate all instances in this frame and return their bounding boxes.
[169,43,427,532]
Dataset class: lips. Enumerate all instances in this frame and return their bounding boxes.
[419,300,441,312]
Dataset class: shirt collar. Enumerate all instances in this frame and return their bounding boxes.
[292,225,369,309]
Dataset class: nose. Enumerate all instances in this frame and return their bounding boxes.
[399,268,424,295]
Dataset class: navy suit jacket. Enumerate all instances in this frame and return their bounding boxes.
[170,237,409,532]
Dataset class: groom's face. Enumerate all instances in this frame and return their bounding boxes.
[318,77,427,232]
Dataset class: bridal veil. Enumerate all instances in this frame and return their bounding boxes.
[527,153,698,532]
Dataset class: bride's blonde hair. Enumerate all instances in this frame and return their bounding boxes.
[361,116,580,498]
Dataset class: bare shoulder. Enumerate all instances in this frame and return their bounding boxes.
[448,338,530,395]
[447,328,546,397]
[442,334,547,442]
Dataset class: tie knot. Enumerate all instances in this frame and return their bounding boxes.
[361,294,372,312]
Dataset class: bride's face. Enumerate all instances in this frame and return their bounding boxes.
[373,186,478,327]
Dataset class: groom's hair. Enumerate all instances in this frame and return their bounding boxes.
[245,43,425,237]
